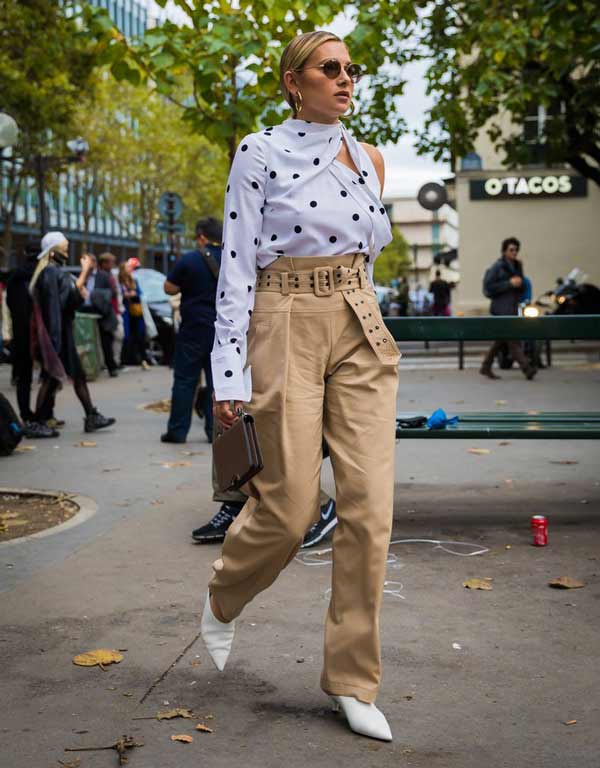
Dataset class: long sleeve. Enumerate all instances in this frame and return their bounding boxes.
[211,132,266,401]
[39,268,62,354]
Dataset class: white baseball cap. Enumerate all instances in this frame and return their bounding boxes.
[38,231,68,260]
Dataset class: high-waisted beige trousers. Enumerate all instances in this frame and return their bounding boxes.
[209,254,399,703]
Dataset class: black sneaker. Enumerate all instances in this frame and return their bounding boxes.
[301,499,337,549]
[24,420,59,439]
[84,410,116,433]
[161,431,186,443]
[192,503,243,543]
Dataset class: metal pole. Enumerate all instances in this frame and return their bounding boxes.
[35,155,48,236]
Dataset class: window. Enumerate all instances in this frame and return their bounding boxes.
[522,102,564,166]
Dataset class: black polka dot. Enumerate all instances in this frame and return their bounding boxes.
[358,177,365,184]
[298,132,306,137]
[254,238,258,245]
[230,338,237,343]
[379,207,385,214]
[230,211,237,219]
[271,234,277,241]
[226,184,230,192]
[241,144,248,152]
[247,285,252,292]
[329,236,337,243]
[369,205,375,212]
[358,241,363,249]
[313,158,320,165]
[362,170,368,176]
[252,181,259,189]
[340,190,348,197]
[260,207,264,214]
[220,291,225,298]
[276,250,284,255]
[231,250,236,258]
[352,213,360,221]
[270,171,277,179]
[292,173,300,179]
[236,347,241,354]
[284,149,291,153]
[366,255,371,262]
[224,370,233,378]
[310,201,317,208]
[294,225,302,233]
[248,309,253,316]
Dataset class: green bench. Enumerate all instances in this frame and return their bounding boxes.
[385,315,600,440]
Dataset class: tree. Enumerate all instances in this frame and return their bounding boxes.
[85,1,417,165]
[0,0,100,263]
[406,0,600,185]
[77,78,229,263]
[373,226,411,285]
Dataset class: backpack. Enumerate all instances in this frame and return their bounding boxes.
[0,393,24,456]
[482,265,495,299]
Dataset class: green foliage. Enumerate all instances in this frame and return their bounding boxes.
[77,79,229,262]
[373,226,411,285]
[84,1,417,163]
[403,0,600,184]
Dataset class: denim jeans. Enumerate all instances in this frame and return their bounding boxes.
[167,332,214,440]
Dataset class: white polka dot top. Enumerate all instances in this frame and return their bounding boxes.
[211,117,393,402]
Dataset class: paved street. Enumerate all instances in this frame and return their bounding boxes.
[0,358,599,768]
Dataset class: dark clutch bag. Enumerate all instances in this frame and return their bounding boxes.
[213,412,264,492]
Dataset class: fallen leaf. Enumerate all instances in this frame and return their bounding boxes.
[150,499,164,506]
[563,720,577,726]
[75,441,97,448]
[160,461,192,469]
[190,660,202,667]
[14,445,36,452]
[123,692,133,697]
[179,450,205,456]
[195,723,213,733]
[549,576,585,589]
[463,578,493,590]
[498,441,511,446]
[157,708,194,721]
[505,545,512,550]
[73,649,124,668]
[495,400,507,405]
[102,467,121,473]
[468,448,491,455]
[58,759,81,768]
[549,460,578,465]
[171,734,193,743]
[143,399,172,413]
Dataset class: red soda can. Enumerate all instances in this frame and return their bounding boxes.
[531,515,548,546]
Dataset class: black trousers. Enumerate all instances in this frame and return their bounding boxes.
[99,326,117,372]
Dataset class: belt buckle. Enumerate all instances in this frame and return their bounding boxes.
[313,266,334,297]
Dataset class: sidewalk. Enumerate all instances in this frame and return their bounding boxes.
[0,362,599,767]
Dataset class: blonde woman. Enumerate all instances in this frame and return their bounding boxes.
[201,31,400,741]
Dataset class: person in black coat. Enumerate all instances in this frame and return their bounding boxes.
[480,237,537,380]
[29,232,116,433]
[77,253,119,377]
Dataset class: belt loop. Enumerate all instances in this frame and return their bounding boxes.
[281,272,290,295]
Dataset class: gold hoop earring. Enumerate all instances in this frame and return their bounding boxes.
[295,90,303,115]
[345,99,358,116]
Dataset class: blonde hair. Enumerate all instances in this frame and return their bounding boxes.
[279,31,342,117]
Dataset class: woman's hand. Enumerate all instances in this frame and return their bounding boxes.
[214,398,245,429]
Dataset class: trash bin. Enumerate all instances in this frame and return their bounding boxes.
[74,312,104,381]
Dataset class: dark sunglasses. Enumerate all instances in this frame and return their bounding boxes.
[300,59,364,83]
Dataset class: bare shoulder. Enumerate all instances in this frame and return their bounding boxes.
[359,142,385,192]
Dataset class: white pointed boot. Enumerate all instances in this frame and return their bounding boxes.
[200,593,235,671]
[330,695,393,741]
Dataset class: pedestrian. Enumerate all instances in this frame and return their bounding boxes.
[77,252,119,377]
[161,217,223,444]
[409,283,431,315]
[429,269,452,316]
[5,240,56,437]
[200,31,399,742]
[480,236,537,380]
[118,261,149,368]
[28,232,115,432]
[395,274,409,316]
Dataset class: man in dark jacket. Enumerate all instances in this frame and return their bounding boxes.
[480,237,537,380]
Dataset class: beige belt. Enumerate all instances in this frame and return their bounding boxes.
[256,264,368,296]
[255,262,400,365]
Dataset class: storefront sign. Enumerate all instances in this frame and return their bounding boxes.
[470,174,587,200]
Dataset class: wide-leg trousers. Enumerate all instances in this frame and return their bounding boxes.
[209,254,399,703]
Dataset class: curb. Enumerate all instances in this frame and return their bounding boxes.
[0,488,98,547]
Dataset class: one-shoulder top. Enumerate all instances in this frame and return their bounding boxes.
[211,117,393,401]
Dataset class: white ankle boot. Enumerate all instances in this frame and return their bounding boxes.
[330,695,392,741]
[200,593,235,671]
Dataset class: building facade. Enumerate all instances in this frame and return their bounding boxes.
[452,117,599,314]
[382,197,459,287]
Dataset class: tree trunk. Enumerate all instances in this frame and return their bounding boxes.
[1,215,13,268]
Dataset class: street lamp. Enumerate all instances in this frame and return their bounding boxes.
[0,113,19,150]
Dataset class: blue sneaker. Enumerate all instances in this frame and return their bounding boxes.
[301,499,337,548]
